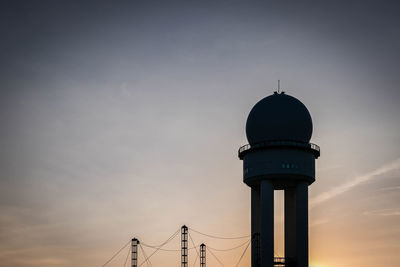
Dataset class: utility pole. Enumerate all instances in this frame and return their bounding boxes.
[131,238,139,267]
[181,225,188,267]
[200,243,206,267]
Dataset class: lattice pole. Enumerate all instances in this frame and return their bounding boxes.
[181,225,188,267]
[200,243,206,267]
[131,238,139,267]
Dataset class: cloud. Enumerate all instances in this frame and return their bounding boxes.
[377,185,400,192]
[310,158,400,208]
[363,208,400,217]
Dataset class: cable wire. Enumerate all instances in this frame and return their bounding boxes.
[235,240,251,267]
[188,232,200,267]
[138,228,180,267]
[139,232,180,249]
[189,227,250,240]
[207,239,250,252]
[189,233,200,258]
[192,253,199,267]
[206,247,225,267]
[139,244,153,267]
[141,243,198,252]
[123,245,130,267]
[101,240,130,267]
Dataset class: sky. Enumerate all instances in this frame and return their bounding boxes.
[0,1,400,266]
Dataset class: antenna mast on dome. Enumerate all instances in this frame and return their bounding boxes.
[278,80,280,93]
[276,80,285,94]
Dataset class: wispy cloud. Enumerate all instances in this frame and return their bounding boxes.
[363,208,400,216]
[377,185,400,192]
[310,158,400,208]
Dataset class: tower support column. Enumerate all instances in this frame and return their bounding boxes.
[295,182,308,267]
[260,180,274,267]
[284,188,296,261]
[251,186,261,267]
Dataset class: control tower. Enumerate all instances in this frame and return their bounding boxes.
[238,91,320,267]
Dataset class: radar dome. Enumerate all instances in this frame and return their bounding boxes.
[246,92,313,144]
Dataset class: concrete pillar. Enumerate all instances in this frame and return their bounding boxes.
[260,180,274,267]
[284,188,296,261]
[251,186,261,266]
[295,182,308,267]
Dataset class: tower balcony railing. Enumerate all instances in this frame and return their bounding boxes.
[238,140,320,159]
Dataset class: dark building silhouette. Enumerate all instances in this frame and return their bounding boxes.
[239,92,320,267]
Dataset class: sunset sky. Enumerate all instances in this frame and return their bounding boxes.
[1,1,400,266]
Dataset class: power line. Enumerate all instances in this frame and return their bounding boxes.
[188,232,200,267]
[206,247,225,267]
[141,243,198,252]
[101,240,130,267]
[139,244,153,267]
[192,253,199,267]
[103,227,251,266]
[189,227,250,240]
[139,230,179,248]
[207,239,250,251]
[235,240,251,267]
[189,233,200,258]
[138,228,180,267]
[123,245,130,267]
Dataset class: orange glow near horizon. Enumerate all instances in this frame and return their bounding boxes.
[1,1,400,266]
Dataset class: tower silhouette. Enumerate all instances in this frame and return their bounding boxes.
[239,92,320,267]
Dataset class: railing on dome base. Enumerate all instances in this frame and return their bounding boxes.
[238,140,320,159]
